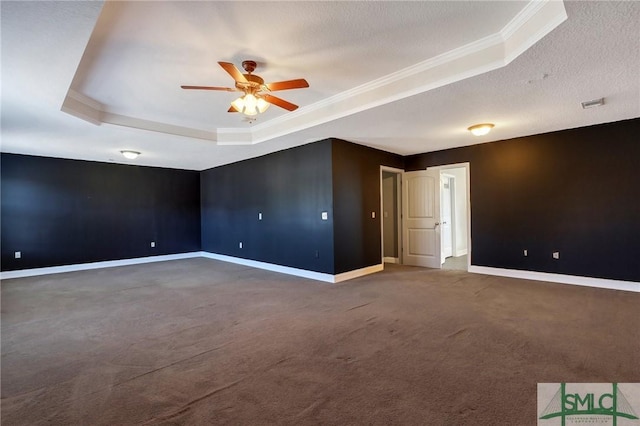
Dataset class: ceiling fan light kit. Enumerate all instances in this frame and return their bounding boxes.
[181,60,309,117]
[468,123,495,136]
[231,93,270,116]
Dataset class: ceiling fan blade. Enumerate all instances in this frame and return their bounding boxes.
[262,94,298,111]
[218,61,248,83]
[228,105,239,113]
[181,85,237,92]
[266,79,309,91]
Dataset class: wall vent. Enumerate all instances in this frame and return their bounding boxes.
[581,98,605,109]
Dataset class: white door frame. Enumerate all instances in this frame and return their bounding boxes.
[380,166,404,265]
[427,163,471,271]
[440,172,456,262]
[380,163,470,271]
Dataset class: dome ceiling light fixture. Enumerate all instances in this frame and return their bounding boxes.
[120,150,141,160]
[467,123,495,136]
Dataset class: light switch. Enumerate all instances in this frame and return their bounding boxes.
[321,212,328,220]
[258,212,262,220]
[371,211,376,218]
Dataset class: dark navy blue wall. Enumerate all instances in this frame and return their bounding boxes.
[332,139,404,274]
[200,140,335,273]
[405,118,640,282]
[1,154,201,271]
[4,119,638,282]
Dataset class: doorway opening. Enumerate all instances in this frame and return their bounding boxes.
[439,166,469,271]
[381,163,470,271]
[380,167,403,264]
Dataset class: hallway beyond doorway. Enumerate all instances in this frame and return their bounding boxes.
[442,254,467,271]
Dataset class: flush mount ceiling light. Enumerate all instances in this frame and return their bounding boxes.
[120,150,140,160]
[581,97,605,109]
[467,123,494,136]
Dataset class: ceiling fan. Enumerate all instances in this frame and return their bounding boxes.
[181,60,309,116]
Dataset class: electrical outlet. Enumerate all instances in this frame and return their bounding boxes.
[150,242,155,248]
[371,211,376,219]
[552,251,560,259]
[15,251,21,259]
[258,212,262,220]
[523,249,528,257]
[239,242,243,249]
[321,212,328,220]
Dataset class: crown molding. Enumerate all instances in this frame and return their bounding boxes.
[501,0,568,63]
[101,112,215,141]
[61,0,567,147]
[61,89,103,125]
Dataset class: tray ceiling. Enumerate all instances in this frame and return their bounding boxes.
[2,1,639,170]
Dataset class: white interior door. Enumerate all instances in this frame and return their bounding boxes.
[402,169,441,268]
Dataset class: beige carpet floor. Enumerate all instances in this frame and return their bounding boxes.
[1,258,638,425]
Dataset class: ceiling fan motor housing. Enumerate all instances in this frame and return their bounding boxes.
[236,74,265,93]
[236,60,265,93]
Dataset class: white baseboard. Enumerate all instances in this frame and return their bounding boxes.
[0,252,202,280]
[201,252,383,283]
[4,253,635,291]
[455,248,468,257]
[383,257,399,264]
[468,265,640,293]
[201,252,334,282]
[1,250,385,284]
[335,264,384,283]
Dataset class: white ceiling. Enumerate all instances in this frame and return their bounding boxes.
[2,1,639,171]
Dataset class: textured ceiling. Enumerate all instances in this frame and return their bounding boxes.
[1,1,639,171]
